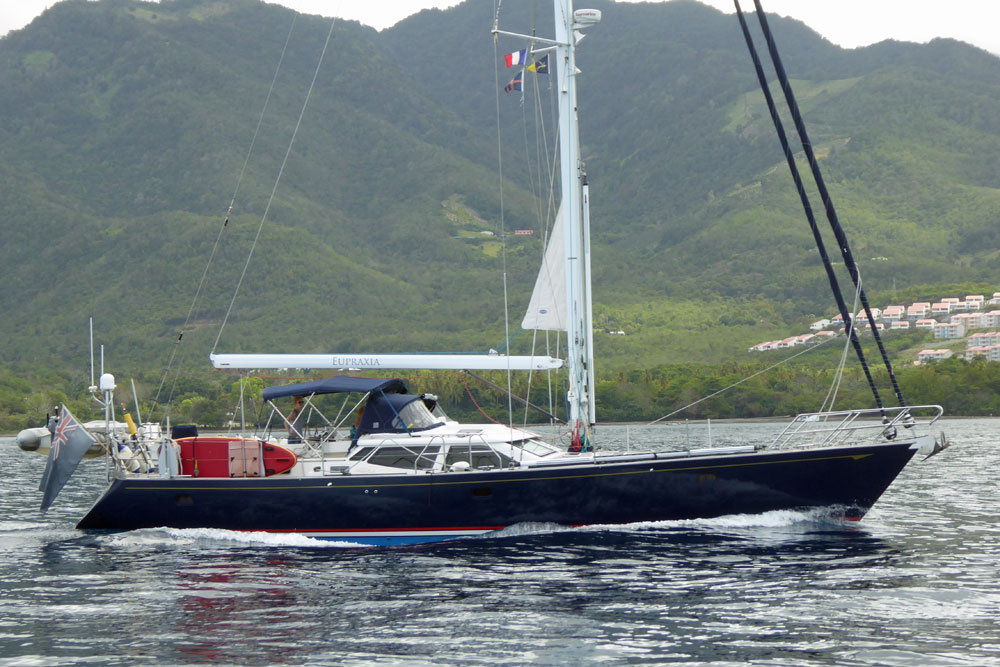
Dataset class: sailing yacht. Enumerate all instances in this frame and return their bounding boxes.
[71,0,948,546]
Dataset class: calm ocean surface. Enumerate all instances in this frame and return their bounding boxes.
[1,419,997,666]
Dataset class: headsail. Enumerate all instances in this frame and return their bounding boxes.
[521,200,567,331]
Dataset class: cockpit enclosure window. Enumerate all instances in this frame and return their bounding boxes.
[446,445,514,469]
[362,445,441,470]
[391,399,442,432]
[512,439,560,457]
[430,403,449,422]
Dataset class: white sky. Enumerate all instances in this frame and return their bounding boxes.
[2,1,999,55]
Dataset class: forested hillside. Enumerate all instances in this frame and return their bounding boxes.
[2,0,1000,427]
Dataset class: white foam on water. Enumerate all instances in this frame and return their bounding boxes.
[0,521,50,532]
[481,522,574,539]
[608,507,845,532]
[103,527,372,549]
[97,508,848,549]
[479,508,844,541]
[655,507,834,529]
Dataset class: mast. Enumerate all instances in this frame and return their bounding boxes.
[553,0,597,428]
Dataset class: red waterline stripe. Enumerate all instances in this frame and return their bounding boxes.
[244,526,506,534]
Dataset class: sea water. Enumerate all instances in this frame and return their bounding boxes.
[1,419,997,665]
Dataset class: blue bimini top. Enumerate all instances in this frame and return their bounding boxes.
[262,376,408,402]
[263,376,440,436]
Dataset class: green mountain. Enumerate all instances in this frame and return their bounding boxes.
[2,0,1000,424]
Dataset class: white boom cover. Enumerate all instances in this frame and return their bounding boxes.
[210,353,563,371]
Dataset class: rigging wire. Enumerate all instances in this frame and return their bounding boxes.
[646,333,837,425]
[820,278,863,413]
[212,17,338,354]
[517,22,541,429]
[149,15,297,422]
[525,41,563,428]
[492,1,517,433]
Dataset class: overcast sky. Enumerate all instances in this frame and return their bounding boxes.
[3,1,999,55]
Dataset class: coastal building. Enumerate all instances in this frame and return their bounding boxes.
[951,312,986,329]
[752,289,1000,357]
[777,336,801,348]
[965,345,1000,362]
[933,321,966,339]
[883,306,905,321]
[931,302,953,317]
[968,331,1000,347]
[917,349,953,363]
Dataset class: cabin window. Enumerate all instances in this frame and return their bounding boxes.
[445,446,514,469]
[365,446,441,470]
[349,447,376,461]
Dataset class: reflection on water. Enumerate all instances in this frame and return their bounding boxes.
[174,561,301,664]
[0,419,998,666]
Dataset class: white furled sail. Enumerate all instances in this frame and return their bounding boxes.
[521,201,567,331]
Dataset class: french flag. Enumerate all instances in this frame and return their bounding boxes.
[505,49,527,67]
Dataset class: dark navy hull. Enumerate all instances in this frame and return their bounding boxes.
[77,441,917,543]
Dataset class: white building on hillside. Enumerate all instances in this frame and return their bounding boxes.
[934,321,966,339]
[951,312,985,329]
[968,331,1000,347]
[918,349,953,363]
[883,305,905,321]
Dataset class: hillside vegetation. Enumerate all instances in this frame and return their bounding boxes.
[1,0,999,428]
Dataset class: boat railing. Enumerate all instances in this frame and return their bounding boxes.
[342,438,442,473]
[439,432,510,471]
[110,434,164,475]
[767,404,944,450]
